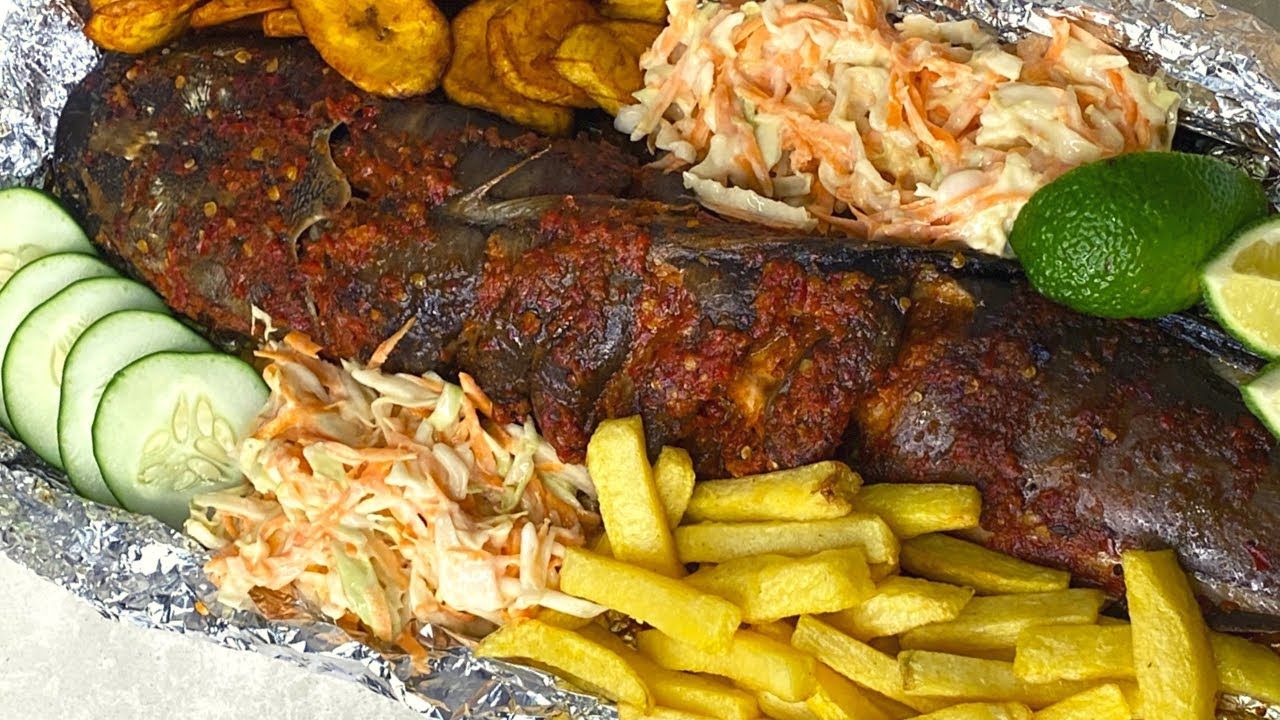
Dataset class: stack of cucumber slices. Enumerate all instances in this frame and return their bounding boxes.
[0,187,267,529]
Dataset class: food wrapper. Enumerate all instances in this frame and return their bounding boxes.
[0,0,1278,718]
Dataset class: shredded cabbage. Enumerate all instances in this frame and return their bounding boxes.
[620,0,1180,256]
[185,333,603,642]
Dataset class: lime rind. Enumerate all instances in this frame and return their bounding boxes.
[1243,362,1280,439]
[1202,215,1280,359]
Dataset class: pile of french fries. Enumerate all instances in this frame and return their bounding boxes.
[478,416,1280,720]
[83,0,664,134]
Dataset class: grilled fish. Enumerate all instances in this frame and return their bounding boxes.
[53,38,1279,621]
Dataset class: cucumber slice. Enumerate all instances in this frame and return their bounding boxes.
[59,310,211,505]
[4,277,168,466]
[94,352,268,529]
[0,253,116,430]
[0,187,95,290]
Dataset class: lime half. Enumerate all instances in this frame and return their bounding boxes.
[1244,363,1280,439]
[1203,216,1280,358]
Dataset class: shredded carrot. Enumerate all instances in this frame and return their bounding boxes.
[616,0,1180,256]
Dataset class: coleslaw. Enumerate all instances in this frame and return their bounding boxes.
[186,327,603,643]
[616,0,1181,255]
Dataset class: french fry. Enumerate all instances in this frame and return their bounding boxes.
[685,549,874,623]
[807,663,892,720]
[897,650,1097,709]
[901,534,1069,595]
[190,0,287,28]
[291,0,451,97]
[261,8,304,37]
[865,692,921,720]
[790,615,947,714]
[900,589,1106,655]
[488,0,599,107]
[619,706,719,720]
[1012,625,1133,683]
[1211,631,1280,704]
[685,461,861,523]
[655,446,696,527]
[853,484,982,539]
[1031,684,1130,720]
[560,548,740,652]
[553,21,659,115]
[587,417,684,576]
[84,0,200,54]
[476,619,651,708]
[578,625,761,720]
[915,703,1033,720]
[675,514,897,566]
[752,620,796,644]
[824,576,974,639]
[601,0,666,22]
[1122,549,1216,720]
[638,628,817,703]
[757,692,820,720]
[442,0,573,136]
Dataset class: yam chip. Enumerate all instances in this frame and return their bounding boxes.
[291,0,451,97]
[601,0,667,23]
[553,20,660,115]
[191,0,288,28]
[261,8,305,37]
[487,0,600,108]
[443,0,573,136]
[84,0,200,53]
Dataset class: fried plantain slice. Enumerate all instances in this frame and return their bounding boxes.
[601,0,667,23]
[443,0,574,136]
[84,0,200,53]
[487,0,600,108]
[553,20,660,114]
[261,8,305,37]
[291,0,451,97]
[191,0,288,28]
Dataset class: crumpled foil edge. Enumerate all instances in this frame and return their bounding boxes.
[1,0,1279,717]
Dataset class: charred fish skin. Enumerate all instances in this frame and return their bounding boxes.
[53,39,1279,619]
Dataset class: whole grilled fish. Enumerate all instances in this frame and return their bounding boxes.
[53,38,1280,621]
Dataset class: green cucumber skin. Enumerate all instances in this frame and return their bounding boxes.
[58,310,211,506]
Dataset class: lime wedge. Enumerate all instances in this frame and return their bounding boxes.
[1203,216,1280,358]
[1244,363,1280,439]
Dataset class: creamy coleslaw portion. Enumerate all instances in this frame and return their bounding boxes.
[616,0,1181,255]
[186,329,603,643]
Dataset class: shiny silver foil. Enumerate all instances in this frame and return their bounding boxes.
[0,0,1278,717]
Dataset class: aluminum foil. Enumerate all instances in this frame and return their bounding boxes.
[1,0,1279,718]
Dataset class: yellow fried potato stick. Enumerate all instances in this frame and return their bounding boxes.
[824,576,973,639]
[897,650,1100,709]
[1031,684,1130,720]
[1122,549,1216,720]
[559,547,739,652]
[901,534,1069,595]
[900,589,1106,655]
[790,615,947,714]
[587,416,684,577]
[685,548,874,623]
[913,702,1033,720]
[684,461,861,523]
[476,619,651,708]
[853,483,982,538]
[638,628,817,703]
[675,514,897,565]
[1012,624,1134,683]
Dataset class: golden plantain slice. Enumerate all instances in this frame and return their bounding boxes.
[601,0,667,23]
[487,0,600,108]
[261,8,305,37]
[443,0,574,136]
[291,0,451,97]
[84,0,200,53]
[553,20,659,114]
[191,0,288,28]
